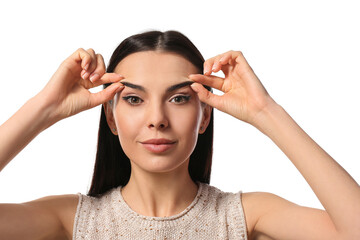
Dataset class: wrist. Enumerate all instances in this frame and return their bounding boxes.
[29,92,59,131]
[251,99,285,136]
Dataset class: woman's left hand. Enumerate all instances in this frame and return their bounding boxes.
[189,50,276,126]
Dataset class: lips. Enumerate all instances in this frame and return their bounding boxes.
[141,138,176,144]
[140,138,176,153]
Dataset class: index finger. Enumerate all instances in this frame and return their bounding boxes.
[188,74,224,91]
[96,73,125,87]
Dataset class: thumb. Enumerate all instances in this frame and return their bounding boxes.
[88,83,124,108]
[191,83,222,109]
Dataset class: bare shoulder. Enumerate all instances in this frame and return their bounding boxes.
[0,193,80,239]
[241,192,339,240]
[26,194,80,237]
[241,192,284,239]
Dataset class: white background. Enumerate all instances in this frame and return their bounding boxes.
[0,0,359,210]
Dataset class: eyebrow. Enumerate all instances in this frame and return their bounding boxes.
[121,80,194,93]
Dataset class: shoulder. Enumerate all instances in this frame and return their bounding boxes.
[242,192,292,236]
[202,184,239,201]
[199,184,246,217]
[199,184,248,239]
[202,184,245,208]
[242,191,287,215]
[26,193,80,238]
[241,191,334,239]
[0,194,79,239]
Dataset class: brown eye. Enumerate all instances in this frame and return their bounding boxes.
[170,95,191,104]
[122,96,143,105]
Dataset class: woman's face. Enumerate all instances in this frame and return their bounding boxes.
[109,51,210,174]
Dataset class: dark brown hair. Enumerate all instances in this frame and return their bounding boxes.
[88,30,213,197]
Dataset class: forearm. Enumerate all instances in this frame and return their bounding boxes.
[254,102,360,235]
[0,93,52,171]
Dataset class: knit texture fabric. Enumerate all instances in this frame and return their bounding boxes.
[73,183,248,239]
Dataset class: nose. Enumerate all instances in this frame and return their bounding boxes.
[146,101,169,130]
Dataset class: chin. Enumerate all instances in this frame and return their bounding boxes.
[131,156,190,175]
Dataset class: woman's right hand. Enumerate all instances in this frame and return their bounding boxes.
[0,48,124,170]
[38,48,124,125]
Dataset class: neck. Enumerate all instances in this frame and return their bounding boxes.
[121,160,198,218]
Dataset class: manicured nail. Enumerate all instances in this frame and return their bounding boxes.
[203,66,210,75]
[82,71,90,80]
[190,83,200,92]
[89,73,99,82]
[84,63,90,71]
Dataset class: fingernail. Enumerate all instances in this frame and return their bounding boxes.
[190,82,198,89]
[89,73,98,82]
[84,63,90,71]
[82,71,90,80]
[203,66,210,75]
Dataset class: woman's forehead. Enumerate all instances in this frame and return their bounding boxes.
[114,51,198,79]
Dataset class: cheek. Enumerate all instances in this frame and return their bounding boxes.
[113,105,144,143]
[169,105,202,138]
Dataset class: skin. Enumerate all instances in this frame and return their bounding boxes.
[0,48,359,239]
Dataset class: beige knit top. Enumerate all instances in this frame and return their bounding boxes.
[73,183,248,239]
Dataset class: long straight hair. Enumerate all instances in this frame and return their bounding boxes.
[88,31,214,197]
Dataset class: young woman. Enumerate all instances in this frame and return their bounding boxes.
[0,31,359,239]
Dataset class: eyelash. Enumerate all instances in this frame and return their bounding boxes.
[122,96,143,105]
[170,95,191,104]
[122,95,191,106]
